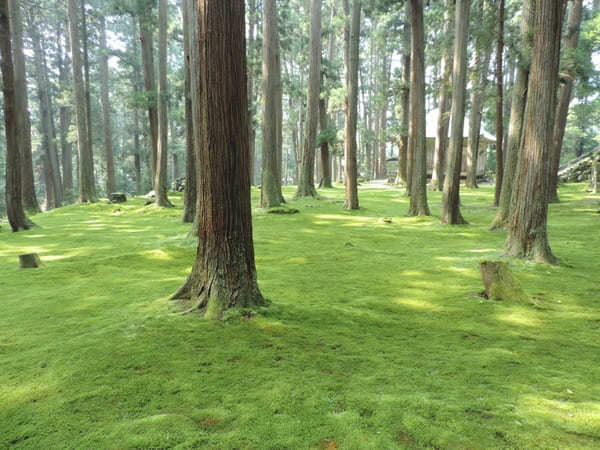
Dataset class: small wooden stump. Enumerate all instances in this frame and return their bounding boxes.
[19,253,42,269]
[108,192,127,203]
[479,261,528,303]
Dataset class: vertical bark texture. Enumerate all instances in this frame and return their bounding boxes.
[8,0,38,212]
[131,15,143,195]
[247,0,257,185]
[318,98,332,188]
[431,0,454,192]
[493,0,504,205]
[260,0,283,208]
[1,0,29,230]
[377,54,391,179]
[295,0,322,198]
[505,0,565,264]
[57,25,74,198]
[343,0,360,210]
[81,0,93,168]
[548,0,584,203]
[490,0,534,230]
[67,0,96,202]
[400,1,411,190]
[441,0,470,224]
[172,0,264,318]
[407,0,429,216]
[99,2,116,195]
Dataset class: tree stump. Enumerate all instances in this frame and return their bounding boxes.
[108,192,127,203]
[479,261,528,302]
[19,253,42,269]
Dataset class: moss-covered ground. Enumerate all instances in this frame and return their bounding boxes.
[1,184,599,449]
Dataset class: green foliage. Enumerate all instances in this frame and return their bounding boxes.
[2,186,600,447]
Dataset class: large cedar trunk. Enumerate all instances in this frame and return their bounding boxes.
[172,0,264,318]
[431,0,453,192]
[505,0,565,264]
[295,0,322,198]
[547,0,584,203]
[67,0,96,202]
[8,0,39,212]
[490,0,534,230]
[260,0,283,208]
[407,0,430,216]
[441,0,470,225]
[343,0,360,210]
[1,0,30,230]
[99,3,116,195]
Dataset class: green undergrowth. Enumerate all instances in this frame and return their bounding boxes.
[1,184,599,449]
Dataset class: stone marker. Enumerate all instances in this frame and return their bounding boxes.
[19,254,42,269]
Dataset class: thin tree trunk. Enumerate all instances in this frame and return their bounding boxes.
[401,1,411,190]
[505,0,565,264]
[99,2,116,195]
[131,15,143,195]
[407,0,430,216]
[57,23,74,199]
[441,0,470,225]
[247,0,258,185]
[67,0,96,202]
[81,0,93,172]
[378,54,391,179]
[172,0,264,318]
[295,0,321,198]
[182,0,196,222]
[431,0,453,192]
[493,0,504,205]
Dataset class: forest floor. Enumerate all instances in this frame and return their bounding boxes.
[1,184,599,449]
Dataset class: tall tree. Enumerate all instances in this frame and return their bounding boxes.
[343,0,360,209]
[431,0,454,192]
[99,0,116,195]
[67,0,96,202]
[57,21,74,199]
[397,1,411,187]
[1,0,30,230]
[260,0,284,208]
[171,0,265,318]
[81,0,93,166]
[295,0,322,198]
[493,0,504,205]
[547,0,584,203]
[154,0,171,206]
[407,0,429,216]
[441,0,471,225]
[505,0,565,264]
[8,0,39,212]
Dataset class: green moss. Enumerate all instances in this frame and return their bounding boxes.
[1,184,600,448]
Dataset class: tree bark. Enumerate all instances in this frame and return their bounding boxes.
[99,2,116,195]
[295,0,322,198]
[493,0,504,205]
[81,0,93,173]
[154,0,172,207]
[441,0,470,225]
[431,0,454,192]
[57,23,74,200]
[67,0,96,202]
[400,1,411,190]
[131,15,143,195]
[260,0,283,208]
[1,0,30,230]
[247,0,258,185]
[318,98,332,188]
[505,0,565,264]
[343,0,360,209]
[490,0,534,230]
[172,0,264,319]
[8,0,39,212]
[378,54,391,179]
[547,0,583,203]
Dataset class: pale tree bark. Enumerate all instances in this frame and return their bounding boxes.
[8,0,38,212]
[490,0,534,230]
[99,1,116,195]
[400,1,411,190]
[1,0,30,230]
[343,0,360,209]
[172,0,264,319]
[505,0,565,265]
[81,0,93,167]
[154,0,172,207]
[378,54,391,179]
[441,0,470,225]
[295,0,322,198]
[548,0,584,203]
[260,0,283,208]
[493,0,504,205]
[407,0,430,216]
[130,15,143,195]
[67,0,96,202]
[57,23,74,199]
[431,0,454,192]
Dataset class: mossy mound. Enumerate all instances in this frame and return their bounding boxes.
[479,260,529,303]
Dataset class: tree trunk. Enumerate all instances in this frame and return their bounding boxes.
[441,0,470,225]
[407,0,430,216]
[1,0,30,230]
[99,3,116,195]
[131,16,143,195]
[318,98,332,188]
[400,1,411,190]
[154,0,172,207]
[295,0,322,198]
[247,0,258,186]
[81,0,93,175]
[343,0,360,209]
[57,24,74,200]
[260,0,283,208]
[431,0,454,192]
[182,0,196,222]
[8,0,39,213]
[547,0,584,203]
[493,0,504,205]
[505,0,565,264]
[67,0,96,202]
[172,0,264,319]
[378,54,391,179]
